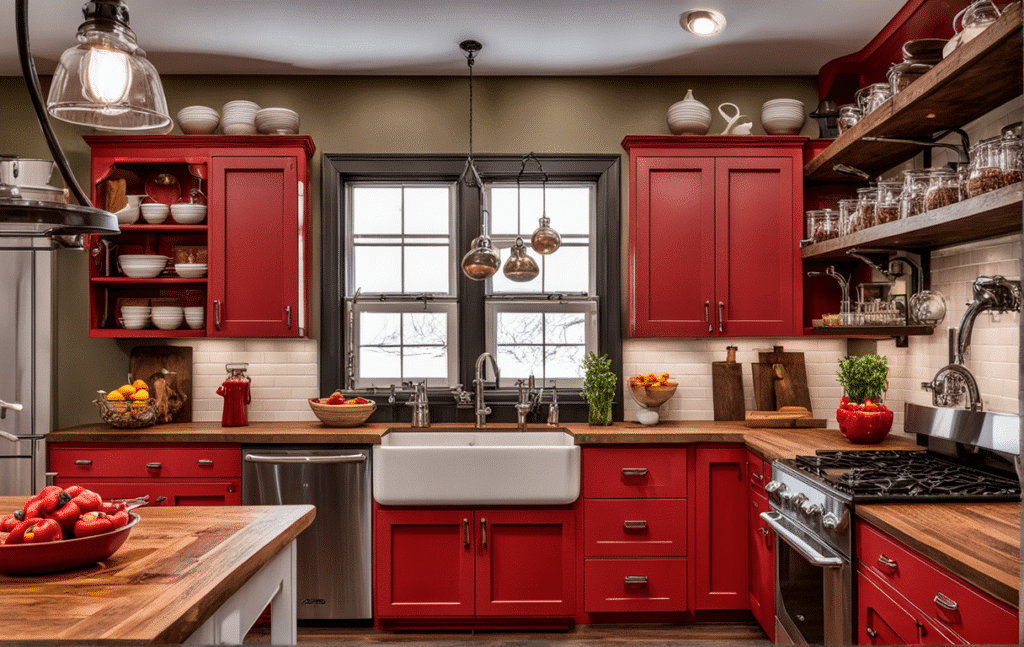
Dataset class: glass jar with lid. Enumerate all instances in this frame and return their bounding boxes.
[900,169,929,218]
[887,61,933,95]
[856,186,878,229]
[837,104,861,135]
[875,180,902,225]
[1000,134,1022,186]
[856,83,893,115]
[924,167,960,211]
[838,198,860,236]
[806,209,839,243]
[966,135,1005,198]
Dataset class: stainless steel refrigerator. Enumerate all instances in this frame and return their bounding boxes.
[0,236,53,496]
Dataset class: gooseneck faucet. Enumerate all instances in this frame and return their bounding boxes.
[474,352,501,427]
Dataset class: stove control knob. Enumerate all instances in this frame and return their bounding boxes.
[764,481,786,501]
[791,493,808,508]
[822,511,845,531]
[801,501,822,517]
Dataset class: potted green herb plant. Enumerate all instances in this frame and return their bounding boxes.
[835,354,893,444]
[582,352,616,426]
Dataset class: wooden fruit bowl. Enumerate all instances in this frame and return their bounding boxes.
[308,399,376,427]
[0,512,139,575]
[628,382,678,408]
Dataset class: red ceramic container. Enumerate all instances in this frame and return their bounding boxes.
[0,512,139,575]
[836,405,894,444]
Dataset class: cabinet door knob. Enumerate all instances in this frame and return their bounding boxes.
[74,459,92,466]
[718,301,724,333]
[214,300,221,329]
[866,627,878,640]
[227,483,235,493]
[705,301,711,333]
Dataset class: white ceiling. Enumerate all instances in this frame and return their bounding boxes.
[1,1,908,77]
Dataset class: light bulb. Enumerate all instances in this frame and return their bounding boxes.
[530,216,561,255]
[83,46,131,106]
[690,16,716,34]
[461,236,500,280]
[503,237,540,283]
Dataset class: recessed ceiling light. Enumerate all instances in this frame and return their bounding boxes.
[680,9,726,36]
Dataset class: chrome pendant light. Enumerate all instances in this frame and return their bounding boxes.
[458,40,500,281]
[503,236,540,282]
[520,153,561,255]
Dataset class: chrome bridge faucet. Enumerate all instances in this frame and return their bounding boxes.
[474,352,501,427]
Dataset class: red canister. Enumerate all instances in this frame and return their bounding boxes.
[216,363,251,427]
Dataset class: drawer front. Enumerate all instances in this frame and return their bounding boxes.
[50,479,242,506]
[857,521,1018,644]
[585,558,688,613]
[746,451,770,495]
[583,447,687,498]
[50,446,242,480]
[857,568,918,646]
[585,499,687,557]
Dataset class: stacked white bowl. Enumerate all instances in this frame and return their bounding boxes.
[255,108,300,135]
[119,305,151,330]
[760,99,806,135]
[221,100,260,135]
[175,262,208,279]
[151,305,184,330]
[667,101,712,135]
[176,106,220,135]
[140,203,169,224]
[118,254,169,278]
[170,203,207,224]
[184,306,205,329]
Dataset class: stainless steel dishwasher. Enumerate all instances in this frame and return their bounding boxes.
[242,445,372,620]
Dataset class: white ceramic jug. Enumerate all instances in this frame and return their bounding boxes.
[718,103,752,135]
[114,195,146,225]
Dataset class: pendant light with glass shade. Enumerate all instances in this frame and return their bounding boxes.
[2,0,170,240]
[519,152,561,256]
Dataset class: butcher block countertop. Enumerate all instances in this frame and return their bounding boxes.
[856,502,1021,608]
[0,499,314,644]
[47,419,922,461]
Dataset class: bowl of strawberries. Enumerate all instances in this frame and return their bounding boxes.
[308,391,377,427]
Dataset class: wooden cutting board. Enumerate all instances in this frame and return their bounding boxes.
[744,408,827,428]
[129,346,193,423]
[758,346,812,412]
[750,363,777,411]
[712,361,744,421]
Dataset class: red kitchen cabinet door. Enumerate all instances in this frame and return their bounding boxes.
[374,507,476,618]
[475,508,576,617]
[747,491,775,641]
[51,480,240,506]
[694,446,748,610]
[208,156,301,337]
[714,156,799,336]
[629,155,716,337]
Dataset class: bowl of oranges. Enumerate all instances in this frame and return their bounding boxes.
[94,380,158,428]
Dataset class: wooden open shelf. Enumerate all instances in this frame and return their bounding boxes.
[801,183,1022,260]
[805,3,1023,183]
[808,324,935,337]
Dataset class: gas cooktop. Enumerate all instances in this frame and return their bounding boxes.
[785,449,1021,503]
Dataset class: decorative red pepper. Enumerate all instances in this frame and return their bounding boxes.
[21,518,62,543]
[23,485,68,519]
[109,508,130,530]
[74,511,116,538]
[101,501,127,516]
[5,517,53,544]
[0,512,20,533]
[47,487,105,535]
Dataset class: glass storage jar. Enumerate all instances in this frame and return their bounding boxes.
[900,168,929,218]
[806,209,839,243]
[1000,134,1022,186]
[966,135,1005,198]
[875,180,902,225]
[856,187,878,229]
[924,167,960,211]
[837,104,861,134]
[887,61,933,95]
[838,198,860,236]
[856,83,893,115]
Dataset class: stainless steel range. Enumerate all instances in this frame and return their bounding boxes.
[762,403,1021,646]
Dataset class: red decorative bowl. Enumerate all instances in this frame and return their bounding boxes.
[0,512,139,575]
[836,407,894,444]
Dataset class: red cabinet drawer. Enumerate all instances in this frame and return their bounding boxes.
[584,558,688,613]
[746,450,770,496]
[583,447,687,498]
[50,445,241,480]
[50,479,241,506]
[857,521,1017,644]
[585,499,687,557]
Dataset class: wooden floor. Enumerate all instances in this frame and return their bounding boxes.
[245,622,772,646]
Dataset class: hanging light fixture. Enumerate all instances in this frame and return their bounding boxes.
[503,236,540,282]
[520,153,561,256]
[1,0,170,239]
[458,40,501,281]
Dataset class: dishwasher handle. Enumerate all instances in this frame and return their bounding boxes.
[244,453,367,464]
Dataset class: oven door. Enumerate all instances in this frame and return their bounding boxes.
[762,510,852,646]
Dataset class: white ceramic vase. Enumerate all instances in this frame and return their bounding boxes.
[667,89,712,135]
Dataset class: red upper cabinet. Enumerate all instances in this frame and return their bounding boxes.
[84,135,314,338]
[623,136,805,338]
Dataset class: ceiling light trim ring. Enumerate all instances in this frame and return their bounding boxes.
[681,8,727,36]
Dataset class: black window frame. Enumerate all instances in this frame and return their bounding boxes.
[320,153,622,423]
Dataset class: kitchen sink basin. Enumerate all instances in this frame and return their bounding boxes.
[372,428,581,506]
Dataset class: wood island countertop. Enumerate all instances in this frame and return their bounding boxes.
[0,499,315,644]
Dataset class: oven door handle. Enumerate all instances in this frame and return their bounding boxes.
[760,510,844,568]
[244,453,367,464]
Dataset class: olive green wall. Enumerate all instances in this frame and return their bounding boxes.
[0,74,818,428]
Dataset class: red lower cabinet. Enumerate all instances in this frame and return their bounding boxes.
[375,506,576,624]
[585,558,688,613]
[695,446,748,610]
[746,451,774,641]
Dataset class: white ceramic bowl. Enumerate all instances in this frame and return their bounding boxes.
[177,106,220,135]
[175,263,208,278]
[140,203,169,224]
[255,107,300,134]
[119,317,149,330]
[120,306,151,316]
[152,304,183,315]
[223,122,258,135]
[152,316,184,330]
[118,255,169,278]
[185,314,204,329]
[183,306,204,316]
[170,203,207,224]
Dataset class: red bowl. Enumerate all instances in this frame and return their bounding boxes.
[836,408,894,444]
[0,512,139,576]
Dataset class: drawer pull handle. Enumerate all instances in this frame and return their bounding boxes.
[623,520,648,530]
[74,459,92,466]
[758,527,770,536]
[197,459,214,466]
[934,592,958,612]
[146,462,162,470]
[621,468,648,477]
[866,627,878,640]
[227,484,235,493]
[624,575,648,587]
[751,471,764,481]
[463,518,470,548]
[877,554,898,572]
